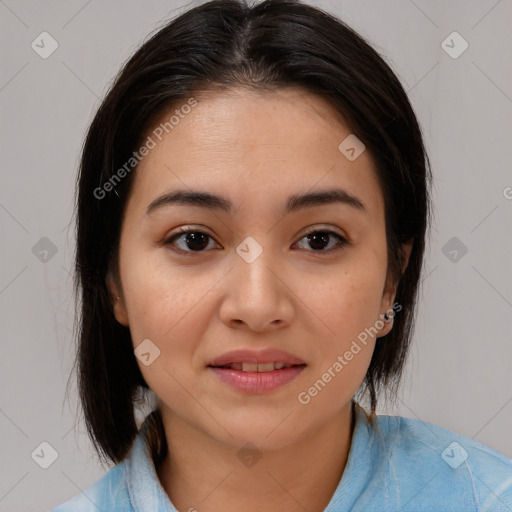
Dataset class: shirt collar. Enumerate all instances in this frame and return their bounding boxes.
[324,402,399,511]
[125,414,178,512]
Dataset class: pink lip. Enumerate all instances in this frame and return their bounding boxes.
[207,348,306,367]
[208,365,306,393]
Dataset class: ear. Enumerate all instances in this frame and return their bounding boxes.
[377,240,413,337]
[106,272,129,327]
[400,240,413,275]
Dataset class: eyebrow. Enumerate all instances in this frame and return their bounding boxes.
[146,187,366,216]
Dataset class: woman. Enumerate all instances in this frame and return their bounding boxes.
[52,0,512,510]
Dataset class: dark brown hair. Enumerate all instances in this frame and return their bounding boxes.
[69,0,432,466]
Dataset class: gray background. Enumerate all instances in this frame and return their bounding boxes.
[1,0,511,510]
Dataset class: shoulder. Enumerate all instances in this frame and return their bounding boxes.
[375,413,512,472]
[50,462,133,511]
[49,412,172,512]
[371,412,512,511]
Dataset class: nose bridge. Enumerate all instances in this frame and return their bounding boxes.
[218,233,293,330]
[233,234,281,298]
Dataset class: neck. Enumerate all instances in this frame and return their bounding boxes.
[156,401,355,512]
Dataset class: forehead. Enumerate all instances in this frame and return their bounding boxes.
[124,87,384,221]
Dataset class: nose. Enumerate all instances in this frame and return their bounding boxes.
[219,245,294,332]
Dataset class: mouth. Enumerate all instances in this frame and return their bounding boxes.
[207,347,306,368]
[206,348,307,393]
[208,362,306,372]
[207,364,307,393]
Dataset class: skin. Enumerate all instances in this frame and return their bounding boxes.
[107,86,412,512]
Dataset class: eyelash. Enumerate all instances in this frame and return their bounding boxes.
[163,227,349,257]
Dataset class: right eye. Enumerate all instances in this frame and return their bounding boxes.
[163,227,221,255]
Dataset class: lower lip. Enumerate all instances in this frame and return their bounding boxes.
[208,365,306,393]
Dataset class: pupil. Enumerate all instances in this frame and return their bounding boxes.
[308,232,329,250]
[186,232,209,251]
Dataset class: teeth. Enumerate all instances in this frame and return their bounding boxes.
[222,362,293,372]
[257,362,275,372]
[238,363,290,372]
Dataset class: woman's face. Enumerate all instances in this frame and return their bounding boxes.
[108,87,408,450]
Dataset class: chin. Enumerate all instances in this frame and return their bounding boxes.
[204,415,310,453]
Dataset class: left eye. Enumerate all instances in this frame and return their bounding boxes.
[294,230,349,253]
[164,228,348,255]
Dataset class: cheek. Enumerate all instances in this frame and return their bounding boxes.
[296,339,375,423]
[120,251,210,349]
[121,256,213,403]
[295,270,381,412]
[301,264,385,342]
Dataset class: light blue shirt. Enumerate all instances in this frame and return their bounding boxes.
[51,404,512,511]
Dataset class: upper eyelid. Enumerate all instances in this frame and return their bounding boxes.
[165,225,348,248]
[168,224,347,239]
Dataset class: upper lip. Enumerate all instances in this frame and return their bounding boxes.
[207,348,306,367]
